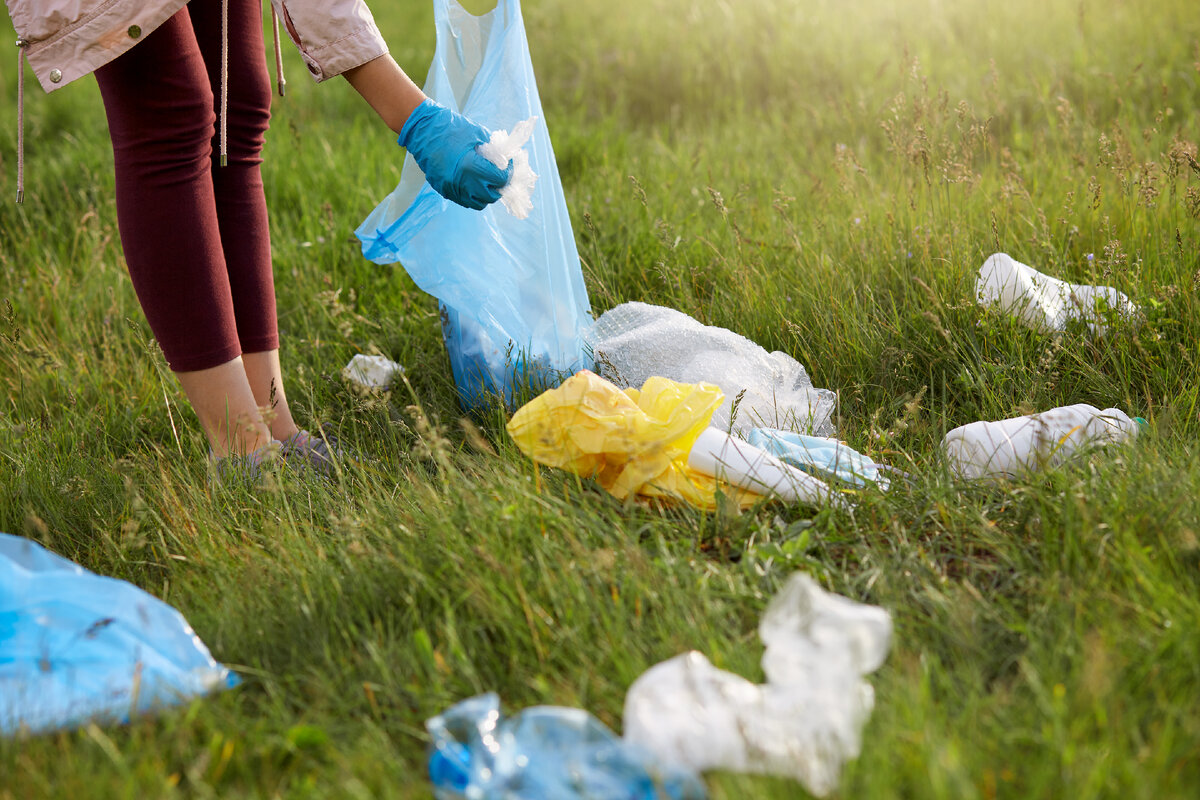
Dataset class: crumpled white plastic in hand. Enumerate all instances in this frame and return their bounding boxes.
[623,573,893,797]
[976,252,1139,334]
[343,354,404,389]
[478,117,538,220]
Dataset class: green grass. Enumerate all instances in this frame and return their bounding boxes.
[3,0,1200,797]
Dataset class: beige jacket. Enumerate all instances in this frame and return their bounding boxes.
[8,0,388,93]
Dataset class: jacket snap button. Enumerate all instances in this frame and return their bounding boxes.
[49,68,62,83]
[128,25,141,39]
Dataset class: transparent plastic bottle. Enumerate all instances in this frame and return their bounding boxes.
[426,693,707,800]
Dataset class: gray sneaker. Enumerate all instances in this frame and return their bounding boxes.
[210,440,281,486]
[278,429,341,477]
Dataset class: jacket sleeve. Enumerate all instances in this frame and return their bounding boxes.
[271,0,388,82]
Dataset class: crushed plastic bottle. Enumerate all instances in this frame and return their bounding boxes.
[943,403,1142,481]
[623,573,892,797]
[976,252,1139,334]
[0,533,237,735]
[426,693,707,800]
[587,302,837,437]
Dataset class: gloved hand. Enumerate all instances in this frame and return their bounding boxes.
[398,98,513,210]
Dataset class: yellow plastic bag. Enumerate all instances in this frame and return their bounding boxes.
[506,371,765,508]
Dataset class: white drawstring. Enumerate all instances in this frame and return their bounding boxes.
[270,6,286,97]
[16,38,26,204]
[219,0,228,167]
[17,0,276,192]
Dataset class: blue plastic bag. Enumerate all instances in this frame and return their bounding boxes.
[426,693,707,799]
[0,533,237,735]
[357,0,591,410]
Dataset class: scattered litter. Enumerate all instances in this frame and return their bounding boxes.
[976,252,1139,334]
[0,533,237,735]
[747,428,890,489]
[357,0,591,410]
[943,403,1143,481]
[507,370,757,508]
[587,302,837,437]
[477,117,538,219]
[506,370,839,509]
[427,692,707,800]
[623,573,892,797]
[343,354,405,389]
[688,428,844,509]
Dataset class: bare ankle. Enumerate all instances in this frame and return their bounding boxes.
[209,416,274,459]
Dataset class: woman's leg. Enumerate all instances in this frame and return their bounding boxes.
[189,0,300,442]
[175,358,273,456]
[95,9,271,457]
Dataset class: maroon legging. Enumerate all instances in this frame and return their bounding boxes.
[95,0,278,372]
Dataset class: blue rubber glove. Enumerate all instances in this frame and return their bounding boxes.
[398,98,513,210]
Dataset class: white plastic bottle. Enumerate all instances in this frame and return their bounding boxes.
[975,252,1138,334]
[943,404,1142,481]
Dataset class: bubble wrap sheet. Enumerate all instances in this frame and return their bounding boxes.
[587,302,837,437]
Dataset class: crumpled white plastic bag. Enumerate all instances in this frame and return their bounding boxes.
[622,573,892,797]
[343,354,405,389]
[976,252,1139,334]
[478,117,538,220]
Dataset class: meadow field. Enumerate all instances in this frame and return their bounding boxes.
[2,0,1199,796]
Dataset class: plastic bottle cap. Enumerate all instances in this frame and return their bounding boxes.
[1134,417,1148,427]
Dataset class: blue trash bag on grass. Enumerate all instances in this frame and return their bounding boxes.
[426,693,708,799]
[357,0,592,411]
[0,533,237,735]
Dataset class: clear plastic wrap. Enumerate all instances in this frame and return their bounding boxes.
[587,302,837,436]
